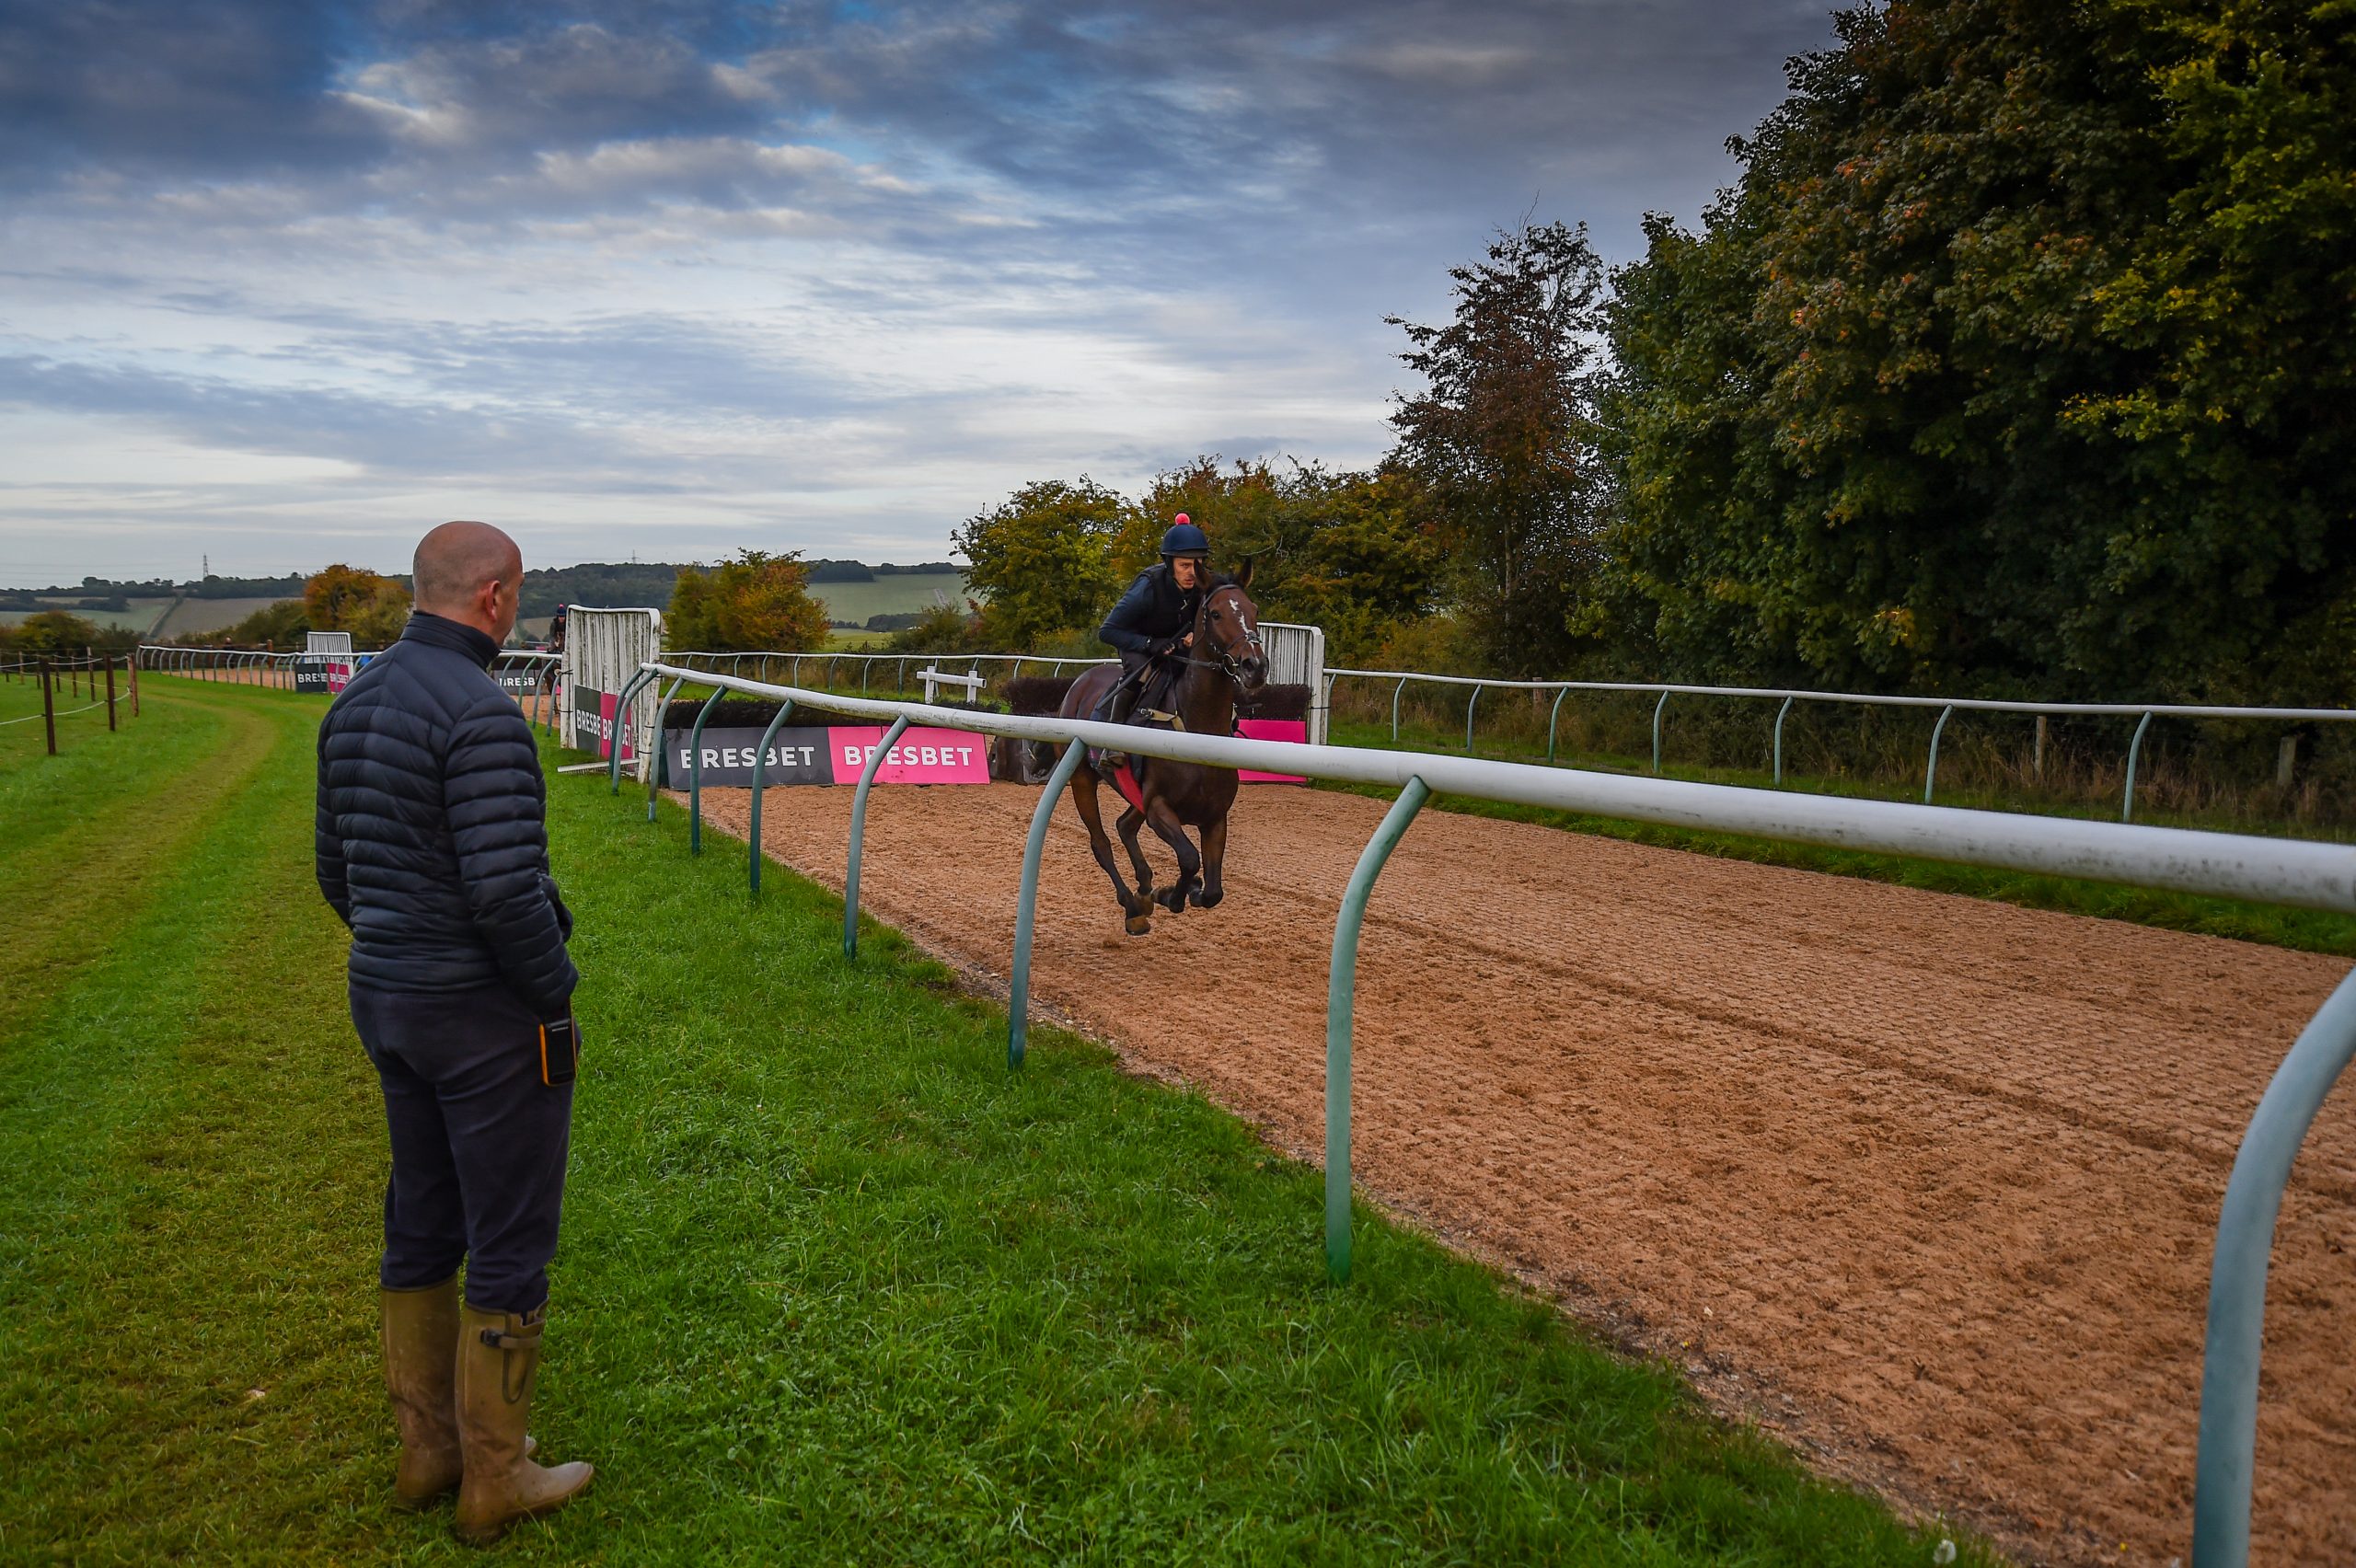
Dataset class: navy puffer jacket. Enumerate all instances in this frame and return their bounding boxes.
[1098,563,1202,655]
[316,613,578,1019]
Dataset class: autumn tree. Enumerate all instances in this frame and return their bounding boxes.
[666,549,831,652]
[1603,0,2356,701]
[1388,220,1611,676]
[304,564,412,646]
[953,479,1124,649]
[4,610,105,655]
[1115,455,1446,665]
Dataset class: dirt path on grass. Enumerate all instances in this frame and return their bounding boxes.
[690,780,2355,1565]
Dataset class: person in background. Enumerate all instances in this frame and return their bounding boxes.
[314,521,594,1542]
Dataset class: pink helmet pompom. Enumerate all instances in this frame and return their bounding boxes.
[1174,513,1189,526]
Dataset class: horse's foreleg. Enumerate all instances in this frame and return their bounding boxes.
[1069,772,1153,936]
[1114,806,1155,900]
[1191,815,1229,908]
[1141,799,1202,914]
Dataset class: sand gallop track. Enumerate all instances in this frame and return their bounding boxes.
[692,779,2355,1565]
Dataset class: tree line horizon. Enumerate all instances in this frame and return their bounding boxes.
[937,0,2352,709]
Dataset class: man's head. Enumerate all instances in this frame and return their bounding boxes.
[412,521,524,642]
[1161,514,1209,589]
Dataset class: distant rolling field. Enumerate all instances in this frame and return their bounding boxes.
[807,571,968,626]
[0,597,178,634]
[515,572,969,645]
[148,598,293,638]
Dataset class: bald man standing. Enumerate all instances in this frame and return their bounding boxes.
[315,522,594,1541]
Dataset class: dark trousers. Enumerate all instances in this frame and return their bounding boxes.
[1105,652,1170,724]
[350,980,573,1314]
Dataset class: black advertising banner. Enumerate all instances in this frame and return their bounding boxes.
[569,686,637,762]
[294,655,361,694]
[660,726,834,788]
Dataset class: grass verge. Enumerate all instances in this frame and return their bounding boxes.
[0,676,1987,1562]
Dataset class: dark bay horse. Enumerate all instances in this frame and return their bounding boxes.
[1057,567,1269,936]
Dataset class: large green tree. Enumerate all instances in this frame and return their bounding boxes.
[1388,220,1612,676]
[952,479,1125,649]
[666,550,831,652]
[1604,0,2356,702]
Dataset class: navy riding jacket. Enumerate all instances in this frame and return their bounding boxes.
[315,613,578,1020]
[1098,564,1202,656]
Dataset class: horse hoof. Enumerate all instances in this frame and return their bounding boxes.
[1124,914,1152,937]
[1157,889,1186,914]
[1190,887,1221,909]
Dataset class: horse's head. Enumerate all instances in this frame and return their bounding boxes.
[1199,559,1267,697]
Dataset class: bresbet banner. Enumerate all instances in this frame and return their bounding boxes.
[294,655,361,695]
[662,724,990,788]
[570,687,638,764]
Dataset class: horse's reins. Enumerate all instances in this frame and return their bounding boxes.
[1170,585,1263,691]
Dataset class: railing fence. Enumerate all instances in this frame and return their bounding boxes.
[615,659,2351,1568]
[1326,667,2356,824]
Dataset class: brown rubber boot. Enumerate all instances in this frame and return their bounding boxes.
[382,1275,464,1507]
[453,1302,592,1543]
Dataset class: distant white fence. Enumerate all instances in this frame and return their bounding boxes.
[1327,667,2356,823]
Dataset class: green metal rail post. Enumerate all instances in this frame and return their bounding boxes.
[1464,683,1481,751]
[1923,704,1955,804]
[842,714,910,960]
[605,668,658,793]
[2122,710,2154,823]
[745,699,798,896]
[1008,739,1089,1069]
[1546,686,1570,764]
[2189,965,2356,1567]
[1326,775,1431,1283]
[1651,690,1669,774]
[686,684,733,854]
[1391,676,1408,743]
[646,677,687,822]
[1773,695,1795,785]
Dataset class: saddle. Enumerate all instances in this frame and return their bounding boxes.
[1088,661,1184,803]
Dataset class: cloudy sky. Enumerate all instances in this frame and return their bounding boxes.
[0,0,1837,584]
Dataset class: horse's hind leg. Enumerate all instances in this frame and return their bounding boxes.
[1191,815,1229,908]
[1115,806,1156,901]
[1141,800,1202,913]
[1069,772,1153,936]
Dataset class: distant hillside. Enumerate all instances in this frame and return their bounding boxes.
[527,560,965,628]
[13,559,964,634]
[520,562,682,617]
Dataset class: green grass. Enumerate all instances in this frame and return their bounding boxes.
[0,675,1989,1562]
[1322,715,2356,957]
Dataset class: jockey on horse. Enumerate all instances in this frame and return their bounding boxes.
[1092,515,1210,773]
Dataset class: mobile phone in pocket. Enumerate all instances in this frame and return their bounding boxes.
[539,1016,580,1087]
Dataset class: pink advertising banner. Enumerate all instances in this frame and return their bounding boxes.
[827,726,993,785]
[1237,718,1309,782]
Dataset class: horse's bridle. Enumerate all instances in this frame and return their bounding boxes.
[1178,584,1264,690]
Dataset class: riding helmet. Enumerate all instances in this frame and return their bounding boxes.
[1159,515,1210,559]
